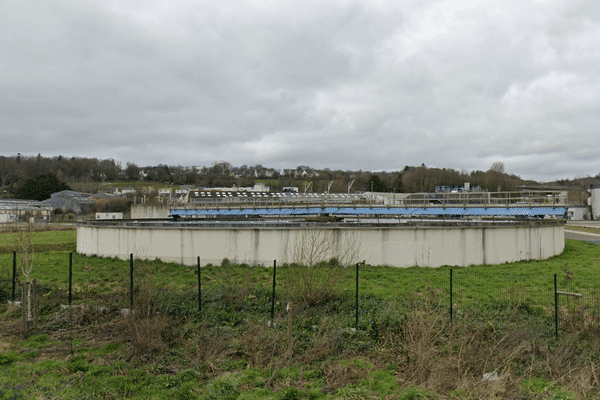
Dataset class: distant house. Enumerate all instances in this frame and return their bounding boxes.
[121,187,136,195]
[175,186,194,195]
[158,188,172,197]
[104,187,120,195]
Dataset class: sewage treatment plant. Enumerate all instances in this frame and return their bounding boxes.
[77,189,566,268]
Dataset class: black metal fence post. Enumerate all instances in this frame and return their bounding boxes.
[355,262,359,330]
[69,252,73,305]
[450,268,453,323]
[12,251,16,302]
[554,273,559,339]
[129,254,134,309]
[197,256,201,316]
[270,260,276,325]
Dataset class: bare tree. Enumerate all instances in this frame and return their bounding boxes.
[291,228,360,267]
[288,228,361,305]
[11,219,36,319]
[489,161,505,174]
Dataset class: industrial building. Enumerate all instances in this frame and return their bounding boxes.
[81,186,568,268]
[41,190,96,213]
[0,199,54,223]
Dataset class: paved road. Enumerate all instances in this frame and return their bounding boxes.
[565,229,600,245]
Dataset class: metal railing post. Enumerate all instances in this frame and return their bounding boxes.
[129,254,134,309]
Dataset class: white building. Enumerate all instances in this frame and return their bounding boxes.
[95,212,123,220]
[121,187,136,195]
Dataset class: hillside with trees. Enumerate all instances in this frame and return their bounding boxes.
[0,154,583,202]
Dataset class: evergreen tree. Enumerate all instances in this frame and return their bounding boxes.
[368,174,390,192]
[15,174,71,201]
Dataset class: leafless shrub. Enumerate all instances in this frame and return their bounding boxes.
[121,264,174,361]
[286,228,359,306]
[374,305,515,397]
[298,316,340,364]
[125,313,173,361]
[291,228,361,268]
[322,360,371,394]
[11,221,35,320]
[185,323,252,375]
[221,277,252,309]
[241,323,283,369]
[132,262,157,316]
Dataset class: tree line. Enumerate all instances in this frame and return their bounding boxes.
[0,154,556,202]
[136,162,535,193]
[0,154,121,195]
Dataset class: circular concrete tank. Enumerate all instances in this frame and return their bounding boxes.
[77,220,565,268]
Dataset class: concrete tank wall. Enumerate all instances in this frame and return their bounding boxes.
[130,204,170,219]
[77,221,565,268]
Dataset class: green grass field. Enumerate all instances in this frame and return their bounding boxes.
[1,229,600,399]
[2,229,598,309]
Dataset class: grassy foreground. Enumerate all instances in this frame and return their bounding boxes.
[1,229,600,399]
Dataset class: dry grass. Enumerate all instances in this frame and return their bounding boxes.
[323,361,372,393]
[4,269,600,398]
[362,303,600,399]
[125,313,173,361]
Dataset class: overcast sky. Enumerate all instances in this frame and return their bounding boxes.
[2,0,600,182]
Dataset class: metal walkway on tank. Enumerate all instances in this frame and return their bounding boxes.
[170,206,567,218]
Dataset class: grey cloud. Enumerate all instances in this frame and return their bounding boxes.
[3,0,600,181]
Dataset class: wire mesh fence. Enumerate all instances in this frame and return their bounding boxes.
[3,252,600,337]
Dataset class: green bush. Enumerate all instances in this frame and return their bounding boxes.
[278,387,300,400]
[0,351,18,366]
[23,333,50,349]
[68,355,89,373]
